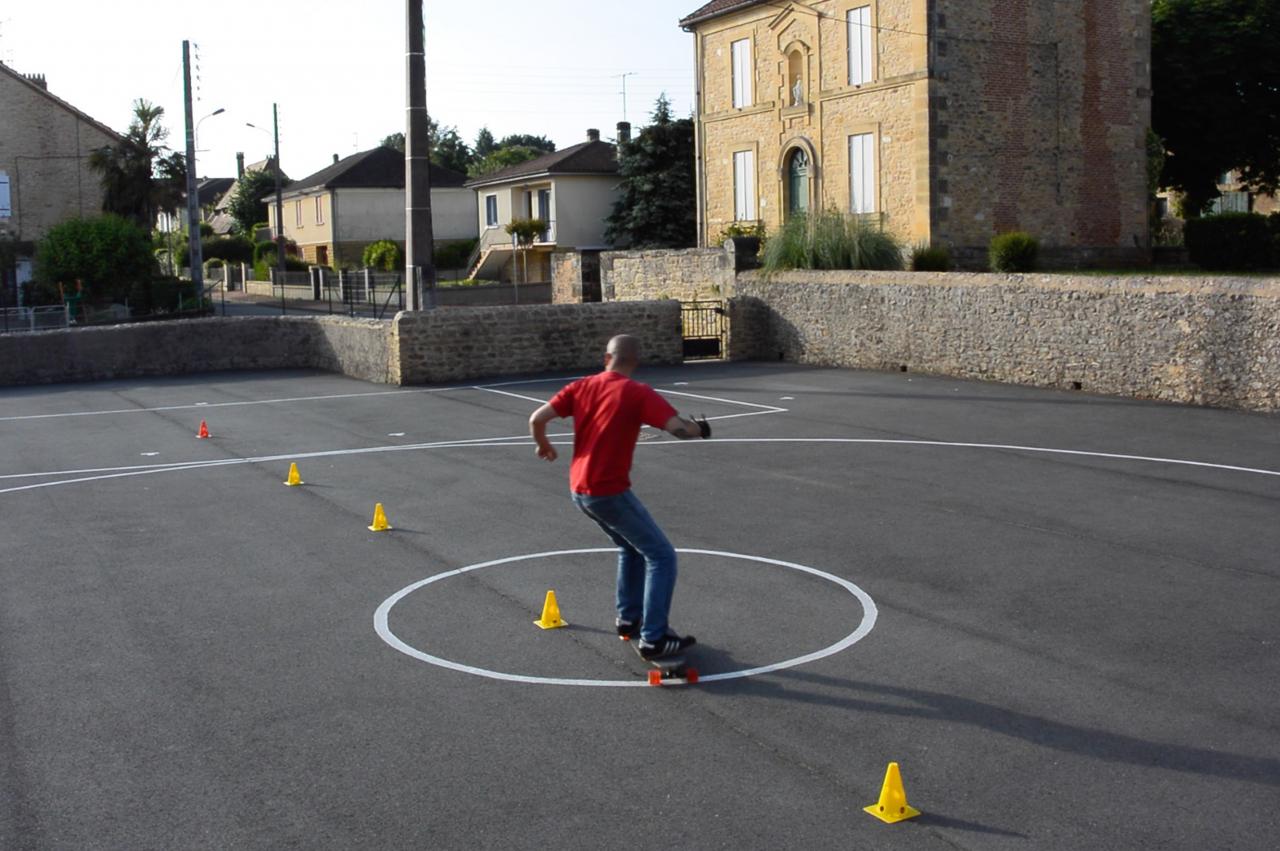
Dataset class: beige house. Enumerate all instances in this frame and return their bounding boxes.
[681,0,1151,266]
[465,130,622,282]
[270,146,473,268]
[0,62,122,289]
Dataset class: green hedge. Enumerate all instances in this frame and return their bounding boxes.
[435,238,478,271]
[910,243,952,272]
[1184,213,1275,270]
[989,232,1039,273]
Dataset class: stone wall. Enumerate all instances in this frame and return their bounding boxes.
[732,271,1280,412]
[602,248,735,302]
[0,316,391,387]
[393,301,683,385]
[551,250,583,304]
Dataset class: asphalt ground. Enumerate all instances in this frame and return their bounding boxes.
[0,362,1277,850]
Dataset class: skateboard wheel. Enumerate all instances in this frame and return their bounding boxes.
[647,670,663,686]
[685,668,699,684]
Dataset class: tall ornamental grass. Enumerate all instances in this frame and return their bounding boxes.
[761,211,904,273]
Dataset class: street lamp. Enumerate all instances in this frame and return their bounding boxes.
[195,107,225,152]
[246,108,285,287]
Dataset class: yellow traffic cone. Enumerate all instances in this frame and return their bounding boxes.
[533,590,567,629]
[864,762,921,823]
[284,463,304,487]
[368,503,392,532]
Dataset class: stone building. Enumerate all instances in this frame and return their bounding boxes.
[680,0,1151,266]
[0,62,122,290]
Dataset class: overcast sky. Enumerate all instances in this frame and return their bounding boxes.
[2,0,699,181]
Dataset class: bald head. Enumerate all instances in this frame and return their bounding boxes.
[605,334,641,373]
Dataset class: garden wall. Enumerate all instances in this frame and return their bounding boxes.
[393,300,682,385]
[0,301,683,389]
[732,271,1280,412]
[601,248,735,302]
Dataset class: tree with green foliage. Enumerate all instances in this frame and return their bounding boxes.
[88,99,186,229]
[1153,0,1280,215]
[468,145,545,178]
[474,127,497,158]
[34,215,155,305]
[497,134,555,154]
[362,239,403,271]
[226,169,279,236]
[381,116,473,174]
[604,95,696,249]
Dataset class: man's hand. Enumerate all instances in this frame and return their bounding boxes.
[529,402,561,463]
[664,414,712,440]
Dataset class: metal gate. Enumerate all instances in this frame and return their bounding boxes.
[681,300,727,360]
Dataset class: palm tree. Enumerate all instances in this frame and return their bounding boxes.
[89,99,186,229]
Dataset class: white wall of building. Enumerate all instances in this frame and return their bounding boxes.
[335,187,477,244]
[552,175,620,248]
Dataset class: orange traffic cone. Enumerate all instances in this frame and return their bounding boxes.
[197,420,211,439]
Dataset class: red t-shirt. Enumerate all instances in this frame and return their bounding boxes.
[549,371,678,496]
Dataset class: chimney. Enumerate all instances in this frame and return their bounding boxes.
[333,153,339,164]
[587,128,600,142]
[236,152,245,178]
[23,73,48,91]
[616,122,632,145]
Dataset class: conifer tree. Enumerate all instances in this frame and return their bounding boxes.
[605,95,696,249]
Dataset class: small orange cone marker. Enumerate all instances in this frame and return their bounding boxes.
[368,503,392,532]
[284,463,303,487]
[197,420,211,439]
[864,762,921,824]
[533,590,567,629]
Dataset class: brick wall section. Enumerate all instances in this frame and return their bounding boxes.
[0,70,120,245]
[0,316,392,387]
[551,251,583,304]
[933,0,1151,265]
[602,248,735,301]
[392,301,683,385]
[733,271,1280,412]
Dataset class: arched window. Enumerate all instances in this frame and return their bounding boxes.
[787,148,810,215]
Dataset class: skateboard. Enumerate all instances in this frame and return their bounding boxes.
[627,638,699,686]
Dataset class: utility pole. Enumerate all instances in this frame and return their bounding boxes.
[615,72,637,124]
[405,0,436,311]
[273,103,285,287]
[182,41,203,303]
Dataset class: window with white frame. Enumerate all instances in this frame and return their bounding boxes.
[847,6,873,85]
[733,150,756,221]
[295,200,303,227]
[485,194,499,227]
[314,196,324,224]
[849,133,876,214]
[0,171,10,217]
[731,38,753,108]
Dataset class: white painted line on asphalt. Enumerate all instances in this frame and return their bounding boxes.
[5,435,1276,495]
[657,388,787,412]
[473,386,547,405]
[374,548,878,688]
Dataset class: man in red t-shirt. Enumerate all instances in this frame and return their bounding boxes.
[529,335,710,659]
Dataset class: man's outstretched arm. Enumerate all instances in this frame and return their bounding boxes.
[664,414,711,440]
[529,403,561,462]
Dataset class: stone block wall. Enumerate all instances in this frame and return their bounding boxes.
[0,316,391,387]
[734,271,1280,412]
[602,248,735,302]
[393,301,683,385]
[551,251,583,304]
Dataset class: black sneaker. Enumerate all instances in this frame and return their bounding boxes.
[637,632,696,660]
[616,618,639,640]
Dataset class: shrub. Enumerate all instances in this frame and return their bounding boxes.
[505,217,548,245]
[717,220,767,246]
[434,238,478,271]
[988,231,1039,273]
[761,211,904,274]
[362,239,403,271]
[1184,213,1274,270]
[178,235,255,267]
[910,243,952,272]
[34,215,155,305]
[253,253,309,280]
[127,275,198,314]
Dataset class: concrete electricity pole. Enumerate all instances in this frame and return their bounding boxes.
[405,0,436,311]
[182,41,203,301]
[273,103,285,284]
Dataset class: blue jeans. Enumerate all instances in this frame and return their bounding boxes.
[571,489,677,643]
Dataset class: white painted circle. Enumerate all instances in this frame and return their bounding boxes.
[374,548,878,688]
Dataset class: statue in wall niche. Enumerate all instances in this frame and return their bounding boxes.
[792,77,804,106]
